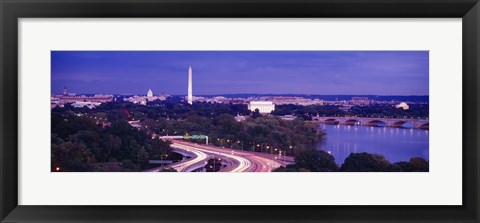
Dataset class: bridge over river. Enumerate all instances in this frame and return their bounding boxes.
[312,116,429,129]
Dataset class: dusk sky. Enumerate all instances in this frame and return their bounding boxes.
[51,51,429,95]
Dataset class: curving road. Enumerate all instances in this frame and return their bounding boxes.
[169,145,209,172]
[143,147,208,172]
[171,142,250,172]
[171,141,291,172]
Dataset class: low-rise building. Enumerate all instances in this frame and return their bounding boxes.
[234,115,247,122]
[71,101,102,109]
[279,115,297,121]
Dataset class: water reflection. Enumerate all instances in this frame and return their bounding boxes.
[317,124,429,164]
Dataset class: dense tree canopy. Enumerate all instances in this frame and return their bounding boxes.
[274,149,338,172]
[339,152,394,172]
[275,151,428,172]
[272,104,428,120]
[51,112,171,172]
[348,104,428,119]
[338,152,429,172]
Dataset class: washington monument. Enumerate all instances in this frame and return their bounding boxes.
[187,65,193,105]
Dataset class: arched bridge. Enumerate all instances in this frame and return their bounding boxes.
[312,116,429,129]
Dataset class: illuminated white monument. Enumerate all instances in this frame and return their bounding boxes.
[187,65,193,105]
[248,101,275,114]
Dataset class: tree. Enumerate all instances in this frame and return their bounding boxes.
[213,114,241,135]
[251,108,261,119]
[340,152,394,172]
[408,157,429,171]
[394,157,429,172]
[145,139,172,160]
[103,135,122,157]
[121,159,135,171]
[293,149,338,172]
[273,164,299,172]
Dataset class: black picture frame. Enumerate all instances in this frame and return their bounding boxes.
[1,0,479,222]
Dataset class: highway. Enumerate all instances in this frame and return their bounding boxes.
[169,141,292,172]
[143,147,209,172]
[171,142,251,172]
[169,145,209,172]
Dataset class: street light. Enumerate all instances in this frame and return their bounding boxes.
[249,142,254,152]
[255,143,268,153]
[226,139,232,148]
[160,153,168,169]
[212,154,216,172]
[237,140,244,150]
[287,145,294,157]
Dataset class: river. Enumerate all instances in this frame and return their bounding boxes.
[317,124,429,164]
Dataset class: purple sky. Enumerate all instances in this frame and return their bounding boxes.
[51,51,429,95]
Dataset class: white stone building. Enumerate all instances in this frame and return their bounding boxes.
[248,101,275,114]
[395,102,409,110]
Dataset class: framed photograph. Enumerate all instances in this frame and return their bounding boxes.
[1,0,478,222]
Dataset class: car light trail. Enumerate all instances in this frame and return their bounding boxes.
[170,144,209,172]
[171,141,286,172]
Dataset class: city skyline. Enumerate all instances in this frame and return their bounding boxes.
[51,51,429,95]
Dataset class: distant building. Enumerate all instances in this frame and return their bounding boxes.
[297,99,324,106]
[248,101,275,114]
[279,115,296,121]
[212,96,227,103]
[267,96,324,106]
[228,99,247,104]
[57,94,113,104]
[124,95,148,105]
[351,97,373,106]
[234,115,247,122]
[91,94,114,102]
[395,102,409,110]
[71,101,102,109]
[323,100,349,106]
[339,105,352,111]
[128,120,142,129]
[124,89,166,105]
